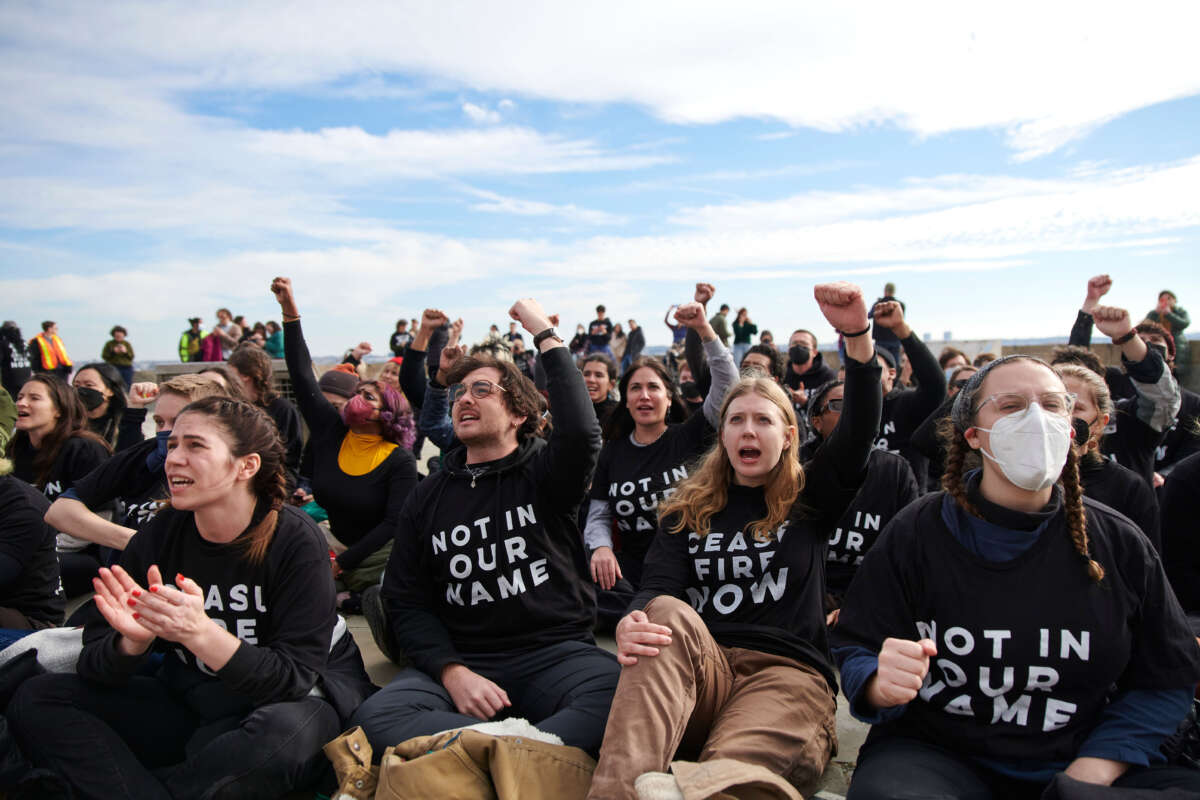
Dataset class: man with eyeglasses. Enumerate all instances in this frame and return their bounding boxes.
[352,298,618,756]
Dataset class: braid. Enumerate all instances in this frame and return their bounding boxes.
[1060,448,1104,582]
[939,419,980,517]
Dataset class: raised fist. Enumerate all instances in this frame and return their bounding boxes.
[509,299,553,336]
[694,283,716,306]
[673,301,707,330]
[128,382,159,409]
[1083,275,1112,313]
[814,282,869,334]
[1092,305,1133,339]
[871,300,905,331]
[270,277,299,318]
[421,309,448,329]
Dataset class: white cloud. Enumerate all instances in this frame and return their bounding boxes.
[3,2,1197,158]
[462,102,501,124]
[464,188,627,225]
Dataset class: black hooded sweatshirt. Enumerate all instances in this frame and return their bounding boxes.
[383,346,602,679]
[875,332,946,491]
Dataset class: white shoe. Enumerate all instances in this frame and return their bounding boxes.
[634,771,684,800]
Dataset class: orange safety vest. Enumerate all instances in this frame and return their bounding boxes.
[32,333,72,370]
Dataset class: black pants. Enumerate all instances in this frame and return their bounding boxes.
[9,672,339,800]
[350,639,619,757]
[59,546,105,599]
[848,735,1200,800]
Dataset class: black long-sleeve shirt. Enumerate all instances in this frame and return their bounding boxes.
[77,506,336,719]
[284,320,418,569]
[631,354,883,691]
[383,346,602,678]
[876,333,945,491]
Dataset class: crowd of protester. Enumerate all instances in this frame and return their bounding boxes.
[0,274,1197,799]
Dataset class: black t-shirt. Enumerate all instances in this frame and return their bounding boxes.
[265,396,303,487]
[874,334,945,492]
[10,434,110,501]
[632,352,885,692]
[821,448,920,598]
[832,490,1200,765]
[76,505,336,720]
[1079,455,1160,553]
[70,436,169,530]
[590,411,712,559]
[588,318,614,348]
[0,475,65,625]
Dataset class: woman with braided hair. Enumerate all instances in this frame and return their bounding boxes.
[831,355,1200,799]
[9,396,367,799]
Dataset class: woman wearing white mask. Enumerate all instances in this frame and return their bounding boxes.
[831,355,1200,799]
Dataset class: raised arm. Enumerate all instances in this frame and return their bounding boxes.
[270,277,340,430]
[804,283,883,505]
[1094,305,1181,433]
[876,300,944,421]
[511,298,601,511]
[676,299,736,427]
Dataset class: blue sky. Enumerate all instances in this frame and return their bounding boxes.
[1,2,1198,361]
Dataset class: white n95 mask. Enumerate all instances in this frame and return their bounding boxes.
[974,403,1072,492]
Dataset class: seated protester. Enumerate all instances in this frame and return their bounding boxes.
[227,343,303,486]
[273,278,418,607]
[1058,299,1181,487]
[1056,364,1161,553]
[1161,451,1200,629]
[586,303,737,631]
[1070,274,1133,400]
[783,328,836,409]
[801,380,919,617]
[350,298,618,756]
[6,375,111,597]
[582,353,619,433]
[45,375,228,562]
[870,300,946,492]
[0,459,65,644]
[293,367,359,506]
[73,362,134,452]
[831,355,1200,799]
[398,308,451,439]
[910,365,980,491]
[586,283,882,800]
[8,397,367,799]
[1142,327,1200,480]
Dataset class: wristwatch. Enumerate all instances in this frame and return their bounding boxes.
[533,327,563,348]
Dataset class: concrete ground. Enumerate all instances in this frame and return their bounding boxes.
[347,614,866,798]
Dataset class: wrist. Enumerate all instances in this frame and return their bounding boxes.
[440,662,467,683]
[1111,329,1136,345]
[117,633,153,657]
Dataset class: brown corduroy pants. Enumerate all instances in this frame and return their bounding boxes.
[586,596,837,800]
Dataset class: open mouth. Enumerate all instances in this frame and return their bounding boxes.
[457,411,480,424]
[737,446,762,463]
[168,477,195,489]
[635,404,655,413]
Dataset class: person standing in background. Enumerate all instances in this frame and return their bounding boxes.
[211,308,241,360]
[708,303,731,347]
[178,317,204,362]
[390,319,413,357]
[624,319,645,374]
[1146,289,1190,384]
[101,325,135,389]
[588,305,615,357]
[28,321,72,380]
[731,307,757,366]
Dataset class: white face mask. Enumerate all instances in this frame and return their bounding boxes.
[974,403,1072,491]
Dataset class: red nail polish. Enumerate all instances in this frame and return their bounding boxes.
[132,589,141,597]
[126,598,137,607]
[132,612,139,619]
[175,573,185,584]
[149,585,159,593]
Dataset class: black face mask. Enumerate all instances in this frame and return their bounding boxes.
[789,345,811,365]
[76,386,106,411]
[1148,343,1169,362]
[1071,416,1093,445]
[679,381,702,402]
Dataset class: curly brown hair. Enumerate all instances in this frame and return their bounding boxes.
[227,344,279,408]
[445,354,548,441]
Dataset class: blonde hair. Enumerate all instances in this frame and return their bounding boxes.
[659,377,802,541]
[1054,364,1112,457]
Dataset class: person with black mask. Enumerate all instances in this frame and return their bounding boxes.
[1063,277,1181,487]
[870,300,946,491]
[72,362,130,451]
[783,329,835,409]
[1056,363,1161,553]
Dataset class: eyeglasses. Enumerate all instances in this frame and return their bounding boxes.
[973,391,1076,418]
[449,380,507,404]
[818,398,844,414]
